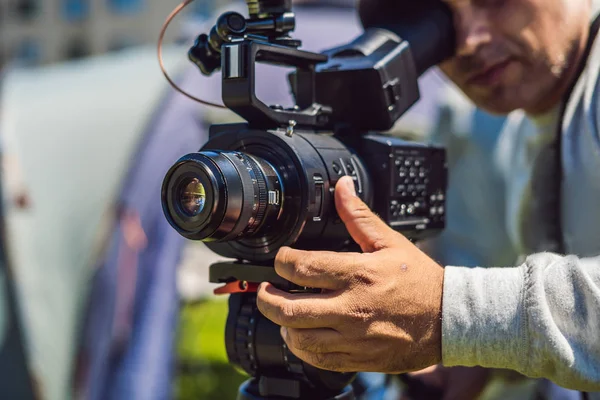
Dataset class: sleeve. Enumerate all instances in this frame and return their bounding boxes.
[441,252,600,391]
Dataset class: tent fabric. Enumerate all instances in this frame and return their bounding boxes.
[0,45,188,400]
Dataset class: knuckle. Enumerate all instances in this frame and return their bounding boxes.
[350,268,376,287]
[369,233,389,252]
[294,331,321,352]
[313,352,330,368]
[351,201,372,219]
[348,302,376,322]
[281,301,307,321]
[292,262,310,282]
[255,288,272,314]
[275,247,292,270]
[280,302,297,321]
[313,353,341,371]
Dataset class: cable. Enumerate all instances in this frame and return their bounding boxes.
[158,0,226,108]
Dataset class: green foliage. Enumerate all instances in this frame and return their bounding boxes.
[175,298,248,400]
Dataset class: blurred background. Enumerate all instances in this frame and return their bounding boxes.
[0,1,251,399]
[0,0,223,66]
[0,0,493,399]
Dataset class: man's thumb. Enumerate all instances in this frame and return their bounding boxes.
[334,176,398,253]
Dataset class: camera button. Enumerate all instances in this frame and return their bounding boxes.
[332,161,342,175]
[345,162,355,175]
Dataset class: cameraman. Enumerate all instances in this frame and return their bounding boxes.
[256,0,600,397]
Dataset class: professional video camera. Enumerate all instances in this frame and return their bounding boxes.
[160,0,455,398]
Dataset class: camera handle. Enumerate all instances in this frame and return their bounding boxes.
[209,261,445,400]
[220,40,333,131]
[209,261,357,400]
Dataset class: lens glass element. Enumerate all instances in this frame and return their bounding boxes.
[179,178,206,217]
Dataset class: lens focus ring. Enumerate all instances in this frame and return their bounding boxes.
[243,155,268,235]
[162,150,282,242]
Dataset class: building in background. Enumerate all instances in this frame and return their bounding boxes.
[0,0,222,67]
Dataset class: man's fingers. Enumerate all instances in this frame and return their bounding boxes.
[284,347,354,373]
[275,246,359,290]
[335,176,401,253]
[257,282,343,329]
[281,327,348,354]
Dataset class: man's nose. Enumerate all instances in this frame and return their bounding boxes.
[455,8,493,57]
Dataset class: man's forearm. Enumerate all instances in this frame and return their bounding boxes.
[441,252,600,391]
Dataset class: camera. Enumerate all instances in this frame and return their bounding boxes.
[160,0,454,398]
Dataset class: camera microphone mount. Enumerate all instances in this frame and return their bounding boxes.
[189,0,301,76]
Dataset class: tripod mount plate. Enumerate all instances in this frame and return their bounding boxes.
[210,261,298,291]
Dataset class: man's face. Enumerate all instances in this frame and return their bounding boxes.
[438,0,589,115]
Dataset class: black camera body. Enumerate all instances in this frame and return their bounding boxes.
[160,1,455,398]
[182,124,447,263]
[162,30,450,262]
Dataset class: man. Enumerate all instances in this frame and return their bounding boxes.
[256,0,600,397]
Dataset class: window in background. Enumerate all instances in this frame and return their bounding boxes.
[65,38,90,60]
[12,0,39,21]
[107,0,144,16]
[108,36,139,52]
[63,0,89,22]
[13,39,42,66]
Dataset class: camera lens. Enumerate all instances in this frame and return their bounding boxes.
[162,151,282,242]
[178,178,206,217]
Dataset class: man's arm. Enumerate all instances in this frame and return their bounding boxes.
[440,20,600,392]
[256,177,600,393]
[443,253,600,391]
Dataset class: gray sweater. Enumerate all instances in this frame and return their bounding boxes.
[438,3,600,392]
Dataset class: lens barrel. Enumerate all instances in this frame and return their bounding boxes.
[162,128,372,261]
[162,151,282,242]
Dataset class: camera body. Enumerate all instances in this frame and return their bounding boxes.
[176,124,447,262]
[162,30,449,263]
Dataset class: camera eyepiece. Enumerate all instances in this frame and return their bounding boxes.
[162,151,283,242]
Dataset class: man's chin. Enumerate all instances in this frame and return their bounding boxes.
[465,90,521,116]
[479,102,519,116]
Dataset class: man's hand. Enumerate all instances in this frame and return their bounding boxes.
[256,176,444,373]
